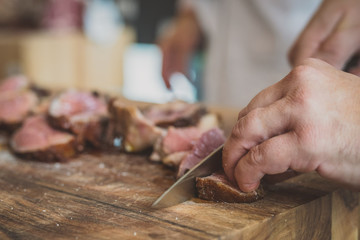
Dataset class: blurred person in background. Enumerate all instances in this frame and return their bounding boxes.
[159,0,321,107]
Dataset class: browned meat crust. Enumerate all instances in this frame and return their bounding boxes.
[109,99,165,152]
[48,114,109,151]
[12,139,77,162]
[10,115,78,162]
[142,101,207,128]
[196,172,265,203]
[0,91,38,132]
[47,90,110,150]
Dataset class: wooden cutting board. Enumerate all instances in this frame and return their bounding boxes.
[0,107,358,240]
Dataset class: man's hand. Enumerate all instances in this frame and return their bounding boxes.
[223,58,360,192]
[158,8,202,89]
[288,0,360,72]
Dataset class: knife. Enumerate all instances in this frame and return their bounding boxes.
[152,144,224,209]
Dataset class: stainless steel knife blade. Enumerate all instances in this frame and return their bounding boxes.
[151,144,223,209]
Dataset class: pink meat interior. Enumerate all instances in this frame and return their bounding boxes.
[0,92,37,122]
[11,115,73,152]
[0,75,28,93]
[49,91,107,117]
[162,126,202,154]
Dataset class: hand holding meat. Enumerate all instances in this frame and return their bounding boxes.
[222,58,360,192]
[288,0,360,73]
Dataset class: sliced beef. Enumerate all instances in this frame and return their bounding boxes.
[196,171,265,203]
[0,75,38,131]
[10,115,77,162]
[177,128,226,178]
[109,99,165,152]
[197,113,221,132]
[0,75,29,94]
[48,90,109,150]
[150,113,221,165]
[162,127,201,153]
[150,126,202,163]
[0,91,38,130]
[162,151,189,168]
[142,101,207,128]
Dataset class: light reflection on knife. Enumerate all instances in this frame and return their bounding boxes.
[151,144,224,209]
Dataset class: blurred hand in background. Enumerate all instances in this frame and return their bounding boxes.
[157,8,202,89]
[288,0,360,75]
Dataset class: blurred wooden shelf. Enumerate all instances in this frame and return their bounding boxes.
[0,28,135,94]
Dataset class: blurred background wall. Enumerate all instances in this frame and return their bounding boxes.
[0,0,196,103]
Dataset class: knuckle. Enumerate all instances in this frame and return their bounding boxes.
[290,63,316,82]
[237,108,247,120]
[233,109,261,138]
[286,64,321,109]
[301,57,322,67]
[248,145,264,167]
[246,108,262,123]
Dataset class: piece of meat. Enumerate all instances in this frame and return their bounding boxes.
[48,90,109,150]
[162,127,201,153]
[162,151,189,168]
[150,113,221,165]
[196,171,265,203]
[197,113,221,132]
[0,75,29,94]
[150,126,202,162]
[0,91,38,130]
[10,115,77,162]
[109,99,165,152]
[142,101,207,128]
[0,75,38,131]
[177,128,226,178]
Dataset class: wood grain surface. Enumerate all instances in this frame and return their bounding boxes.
[0,107,358,239]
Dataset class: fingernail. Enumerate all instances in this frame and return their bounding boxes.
[242,183,258,192]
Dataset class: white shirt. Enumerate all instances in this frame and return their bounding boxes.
[181,0,321,108]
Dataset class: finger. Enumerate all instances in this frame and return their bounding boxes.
[288,2,343,67]
[349,66,360,77]
[161,45,173,89]
[234,132,298,192]
[162,65,172,89]
[313,27,360,69]
[223,98,293,183]
[172,48,190,77]
[237,81,285,120]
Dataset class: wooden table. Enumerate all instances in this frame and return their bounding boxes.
[0,107,358,240]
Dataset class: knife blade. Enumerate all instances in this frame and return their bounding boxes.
[151,144,224,209]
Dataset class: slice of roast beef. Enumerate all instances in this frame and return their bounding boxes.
[10,115,77,162]
[196,171,265,203]
[48,90,109,150]
[162,151,190,168]
[0,75,38,131]
[177,128,226,178]
[150,113,221,166]
[142,101,207,128]
[0,75,29,94]
[109,99,165,152]
[0,91,38,131]
[150,126,202,163]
